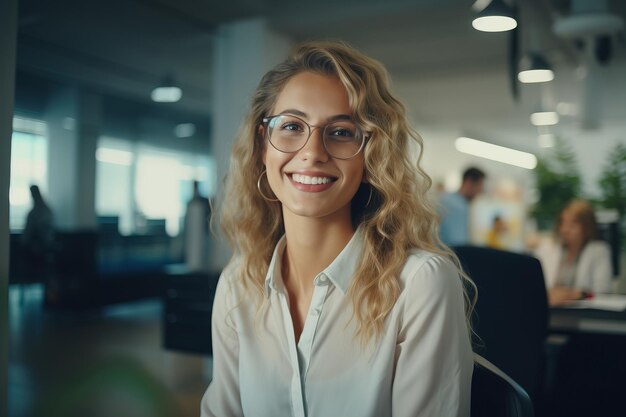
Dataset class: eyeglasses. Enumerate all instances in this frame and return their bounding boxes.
[262,114,366,160]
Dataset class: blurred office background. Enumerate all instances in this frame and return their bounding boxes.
[2,0,626,416]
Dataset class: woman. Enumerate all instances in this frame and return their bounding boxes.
[534,199,613,306]
[201,42,474,417]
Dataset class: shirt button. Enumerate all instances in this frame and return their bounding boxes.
[311,308,321,317]
[318,275,328,284]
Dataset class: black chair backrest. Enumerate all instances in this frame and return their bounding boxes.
[472,354,535,417]
[454,246,548,403]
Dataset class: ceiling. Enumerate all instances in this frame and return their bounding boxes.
[14,0,626,155]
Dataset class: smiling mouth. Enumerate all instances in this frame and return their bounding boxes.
[290,173,338,185]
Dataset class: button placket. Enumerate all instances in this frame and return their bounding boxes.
[297,275,330,383]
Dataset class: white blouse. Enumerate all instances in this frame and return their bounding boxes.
[201,230,473,417]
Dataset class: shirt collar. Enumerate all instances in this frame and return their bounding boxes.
[264,227,364,297]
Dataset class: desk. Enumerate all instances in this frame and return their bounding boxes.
[546,307,626,417]
[550,307,626,335]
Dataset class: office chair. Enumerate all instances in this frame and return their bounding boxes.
[472,353,534,417]
[453,246,548,405]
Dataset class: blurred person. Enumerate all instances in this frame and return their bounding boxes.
[438,167,486,246]
[21,184,55,278]
[183,180,211,272]
[486,215,507,249]
[201,41,474,417]
[534,199,613,306]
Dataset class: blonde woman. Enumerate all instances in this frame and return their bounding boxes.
[534,199,613,306]
[201,42,473,417]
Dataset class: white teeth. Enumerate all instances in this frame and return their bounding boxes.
[292,174,334,185]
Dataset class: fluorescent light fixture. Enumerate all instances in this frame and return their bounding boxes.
[151,86,182,103]
[174,123,196,138]
[530,111,559,126]
[96,148,133,166]
[472,0,517,32]
[518,69,554,83]
[538,133,555,148]
[151,74,182,103]
[455,137,537,169]
[518,52,554,83]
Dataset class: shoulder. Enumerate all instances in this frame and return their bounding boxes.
[398,250,462,299]
[439,192,458,206]
[583,240,611,256]
[215,259,247,302]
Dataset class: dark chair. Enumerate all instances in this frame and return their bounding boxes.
[472,353,534,417]
[454,246,548,405]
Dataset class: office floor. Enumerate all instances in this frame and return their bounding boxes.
[8,284,211,417]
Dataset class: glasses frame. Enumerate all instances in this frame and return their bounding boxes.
[262,114,367,160]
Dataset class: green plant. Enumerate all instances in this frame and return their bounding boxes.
[598,143,626,218]
[597,142,626,246]
[532,138,582,230]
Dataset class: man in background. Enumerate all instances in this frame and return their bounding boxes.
[438,167,486,246]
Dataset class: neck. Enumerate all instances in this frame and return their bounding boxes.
[564,240,584,261]
[281,209,355,296]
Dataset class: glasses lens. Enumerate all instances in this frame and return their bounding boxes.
[266,115,365,159]
[267,115,309,153]
[323,121,364,159]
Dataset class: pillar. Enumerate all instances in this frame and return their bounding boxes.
[0,0,18,414]
[210,18,291,270]
[46,89,101,230]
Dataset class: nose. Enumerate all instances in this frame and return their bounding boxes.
[299,127,329,162]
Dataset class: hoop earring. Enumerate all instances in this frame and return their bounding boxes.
[257,170,279,202]
[365,185,373,208]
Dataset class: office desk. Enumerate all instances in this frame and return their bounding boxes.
[550,307,626,336]
[546,307,626,417]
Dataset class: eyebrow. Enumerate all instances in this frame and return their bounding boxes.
[277,109,353,122]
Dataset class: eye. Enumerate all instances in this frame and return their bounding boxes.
[325,124,357,142]
[328,128,354,137]
[281,122,305,132]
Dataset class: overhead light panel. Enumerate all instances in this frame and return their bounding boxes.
[151,75,182,103]
[518,52,554,83]
[530,111,559,126]
[455,136,537,169]
[174,123,196,138]
[472,0,518,32]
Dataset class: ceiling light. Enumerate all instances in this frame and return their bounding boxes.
[518,52,554,83]
[151,75,182,103]
[472,0,518,32]
[530,111,559,126]
[174,123,196,138]
[455,137,537,169]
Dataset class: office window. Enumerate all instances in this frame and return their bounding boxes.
[96,138,214,236]
[135,145,213,236]
[95,137,135,235]
[9,116,48,231]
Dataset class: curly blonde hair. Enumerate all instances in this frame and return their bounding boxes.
[219,41,474,344]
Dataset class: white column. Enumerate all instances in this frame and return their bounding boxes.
[46,88,101,230]
[0,0,18,414]
[210,18,291,270]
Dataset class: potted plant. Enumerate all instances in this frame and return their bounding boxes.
[531,138,582,231]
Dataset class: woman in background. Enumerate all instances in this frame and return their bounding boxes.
[534,199,613,306]
[201,41,474,417]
